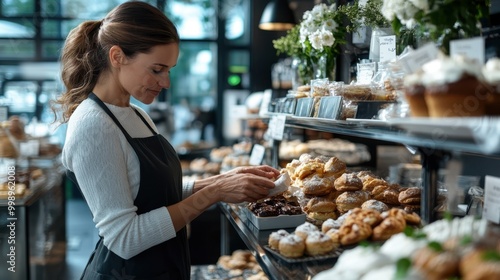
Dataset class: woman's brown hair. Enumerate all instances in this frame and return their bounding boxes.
[53,1,179,123]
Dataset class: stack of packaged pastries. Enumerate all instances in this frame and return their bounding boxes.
[267,153,424,258]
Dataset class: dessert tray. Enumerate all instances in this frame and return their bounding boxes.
[264,245,342,264]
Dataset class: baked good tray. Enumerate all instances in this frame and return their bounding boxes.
[264,245,342,264]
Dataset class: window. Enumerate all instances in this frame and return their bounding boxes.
[0,0,252,145]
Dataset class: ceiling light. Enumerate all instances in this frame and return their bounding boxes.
[259,0,296,31]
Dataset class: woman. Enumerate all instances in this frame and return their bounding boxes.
[54,1,280,279]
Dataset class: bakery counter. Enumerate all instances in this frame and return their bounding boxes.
[219,202,336,280]
[0,165,66,280]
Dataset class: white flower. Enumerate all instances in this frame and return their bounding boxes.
[381,0,423,28]
[298,3,340,53]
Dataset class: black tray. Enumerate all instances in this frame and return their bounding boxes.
[264,245,342,264]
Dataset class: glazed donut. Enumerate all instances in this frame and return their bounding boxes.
[361,199,389,213]
[321,218,343,233]
[323,157,346,179]
[334,173,363,192]
[362,177,388,193]
[301,174,335,196]
[294,222,320,240]
[278,234,305,258]
[304,196,336,213]
[398,187,422,205]
[335,190,370,213]
[338,220,373,246]
[305,231,337,256]
[268,229,289,250]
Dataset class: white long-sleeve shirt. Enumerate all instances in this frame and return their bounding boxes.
[62,98,194,259]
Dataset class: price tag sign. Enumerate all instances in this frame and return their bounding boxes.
[450,36,485,64]
[294,97,314,117]
[483,175,500,224]
[269,114,286,140]
[399,43,440,74]
[317,96,343,119]
[379,35,397,62]
[249,144,266,166]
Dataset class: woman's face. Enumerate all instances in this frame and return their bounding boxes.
[119,43,179,105]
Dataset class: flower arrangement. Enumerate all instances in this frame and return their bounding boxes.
[381,0,490,54]
[273,2,347,84]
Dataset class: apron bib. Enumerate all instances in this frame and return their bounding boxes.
[67,93,190,280]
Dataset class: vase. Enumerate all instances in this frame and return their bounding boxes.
[312,54,336,81]
[292,56,314,88]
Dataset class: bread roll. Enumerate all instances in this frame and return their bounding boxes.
[398,187,422,205]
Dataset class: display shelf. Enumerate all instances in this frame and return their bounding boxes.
[286,116,500,156]
[218,203,337,280]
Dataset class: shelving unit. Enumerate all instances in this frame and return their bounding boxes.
[271,116,500,224]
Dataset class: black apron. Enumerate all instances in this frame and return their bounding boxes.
[66,93,190,280]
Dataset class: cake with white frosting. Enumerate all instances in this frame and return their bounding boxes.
[421,55,490,117]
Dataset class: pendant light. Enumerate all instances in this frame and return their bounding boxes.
[259,0,296,31]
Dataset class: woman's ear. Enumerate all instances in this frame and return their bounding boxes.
[109,45,125,68]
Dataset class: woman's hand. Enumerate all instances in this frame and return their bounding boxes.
[194,165,281,204]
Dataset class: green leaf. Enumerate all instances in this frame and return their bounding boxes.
[394,258,412,280]
[482,250,500,261]
[427,241,444,252]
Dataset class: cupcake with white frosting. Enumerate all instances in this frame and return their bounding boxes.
[403,70,428,117]
[482,57,500,115]
[421,55,490,117]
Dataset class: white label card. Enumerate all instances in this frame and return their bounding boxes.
[398,43,440,74]
[450,37,485,64]
[379,35,397,62]
[484,175,500,224]
[249,144,266,166]
[269,115,286,140]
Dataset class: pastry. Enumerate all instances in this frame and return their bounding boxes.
[304,196,336,213]
[412,245,460,280]
[268,229,289,250]
[421,55,490,117]
[460,247,500,280]
[361,199,389,213]
[335,190,370,213]
[325,228,341,244]
[346,208,382,227]
[398,187,422,205]
[321,218,343,233]
[403,71,429,117]
[334,173,363,192]
[371,184,400,206]
[294,222,320,240]
[338,220,373,246]
[323,156,346,179]
[301,173,335,196]
[307,211,338,222]
[278,234,305,258]
[483,57,500,115]
[362,177,388,193]
[293,159,324,180]
[372,209,407,241]
[305,231,337,256]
